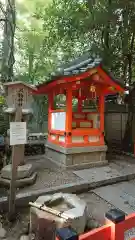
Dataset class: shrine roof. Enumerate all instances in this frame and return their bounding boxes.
[35,52,125,93]
[51,52,102,79]
[4,81,37,91]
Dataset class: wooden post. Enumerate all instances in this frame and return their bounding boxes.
[19,145,25,165]
[8,106,22,221]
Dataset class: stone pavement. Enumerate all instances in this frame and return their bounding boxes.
[93,180,135,215]
[73,162,135,182]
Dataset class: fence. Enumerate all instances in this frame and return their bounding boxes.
[56,209,135,240]
[105,111,128,150]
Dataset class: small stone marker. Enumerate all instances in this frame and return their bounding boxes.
[0,227,6,239]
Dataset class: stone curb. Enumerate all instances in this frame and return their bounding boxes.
[1,172,135,211]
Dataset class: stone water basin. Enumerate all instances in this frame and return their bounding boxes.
[30,192,88,235]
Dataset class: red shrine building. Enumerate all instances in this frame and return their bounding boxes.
[34,53,124,169]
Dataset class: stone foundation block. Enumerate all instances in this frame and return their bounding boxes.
[1,164,33,180]
[0,172,37,188]
[45,142,108,170]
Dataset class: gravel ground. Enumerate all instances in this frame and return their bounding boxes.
[19,168,82,194]
[1,208,30,240]
[79,191,114,225]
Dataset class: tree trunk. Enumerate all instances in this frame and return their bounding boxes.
[121,8,129,84]
[122,19,135,152]
[128,32,135,85]
[123,87,135,153]
[103,0,111,51]
[102,0,111,65]
[1,0,16,82]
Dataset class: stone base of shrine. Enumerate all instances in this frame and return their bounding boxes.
[45,142,108,170]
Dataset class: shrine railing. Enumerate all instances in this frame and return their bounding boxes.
[56,209,135,240]
[79,224,111,240]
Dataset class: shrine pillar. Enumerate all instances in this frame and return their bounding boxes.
[78,98,82,113]
[99,95,105,144]
[48,93,53,141]
[65,86,72,145]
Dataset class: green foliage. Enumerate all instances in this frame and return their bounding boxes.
[29,95,48,132]
[16,0,134,84]
[11,0,135,131]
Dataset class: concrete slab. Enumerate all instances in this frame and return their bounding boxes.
[93,182,135,214]
[110,161,135,176]
[73,166,122,182]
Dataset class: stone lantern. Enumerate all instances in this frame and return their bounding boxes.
[0,81,37,187]
[4,81,33,119]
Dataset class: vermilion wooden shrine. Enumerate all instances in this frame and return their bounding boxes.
[34,53,124,169]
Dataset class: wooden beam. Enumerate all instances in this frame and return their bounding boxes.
[34,70,98,94]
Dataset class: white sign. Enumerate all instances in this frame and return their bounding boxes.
[10,122,27,145]
[51,112,66,131]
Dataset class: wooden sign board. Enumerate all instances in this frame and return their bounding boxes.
[10,122,27,145]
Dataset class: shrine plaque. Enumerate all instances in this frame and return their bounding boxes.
[10,122,27,145]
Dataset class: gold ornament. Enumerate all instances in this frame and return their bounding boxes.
[90,85,96,92]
